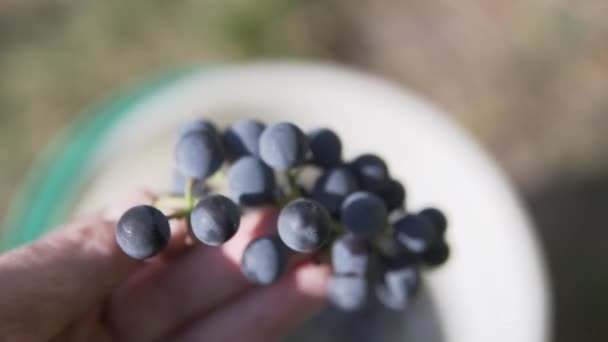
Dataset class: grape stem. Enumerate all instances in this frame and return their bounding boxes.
[381,224,394,237]
[331,220,345,235]
[185,177,195,210]
[286,170,302,198]
[206,169,226,190]
[184,177,197,244]
[166,210,190,220]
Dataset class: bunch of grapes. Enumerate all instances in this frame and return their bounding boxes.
[115,118,450,312]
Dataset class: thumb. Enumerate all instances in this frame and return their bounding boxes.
[0,189,153,339]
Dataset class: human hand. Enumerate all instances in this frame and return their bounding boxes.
[0,190,330,341]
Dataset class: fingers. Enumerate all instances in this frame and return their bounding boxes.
[170,262,330,342]
[0,189,154,340]
[107,207,280,342]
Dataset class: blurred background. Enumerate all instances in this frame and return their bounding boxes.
[0,0,606,340]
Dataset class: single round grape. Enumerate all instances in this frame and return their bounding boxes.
[419,207,448,237]
[308,128,342,168]
[394,214,436,254]
[177,119,218,138]
[375,266,420,311]
[421,240,450,267]
[223,119,266,159]
[175,130,224,180]
[241,235,288,285]
[349,154,390,192]
[331,234,370,276]
[190,194,241,246]
[278,198,332,253]
[311,167,359,217]
[341,191,388,239]
[171,169,205,197]
[328,275,368,312]
[227,156,276,206]
[116,205,171,259]
[259,122,308,171]
[375,179,406,212]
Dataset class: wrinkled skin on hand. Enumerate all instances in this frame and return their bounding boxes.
[0,190,329,342]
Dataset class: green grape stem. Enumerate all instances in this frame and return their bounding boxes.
[287,170,302,198]
[184,177,198,243]
[206,169,226,190]
[276,170,302,206]
[381,224,394,237]
[185,177,195,210]
[166,210,190,220]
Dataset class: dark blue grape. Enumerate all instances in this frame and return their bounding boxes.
[308,128,342,168]
[227,156,276,206]
[341,191,387,239]
[222,119,266,159]
[331,234,370,276]
[419,207,448,237]
[242,235,289,285]
[259,122,308,171]
[375,179,406,212]
[116,205,171,259]
[328,275,368,312]
[175,130,224,180]
[278,198,332,253]
[375,266,420,311]
[349,154,390,192]
[190,194,241,246]
[177,119,218,138]
[311,167,359,217]
[171,169,205,197]
[421,240,450,267]
[394,214,436,254]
